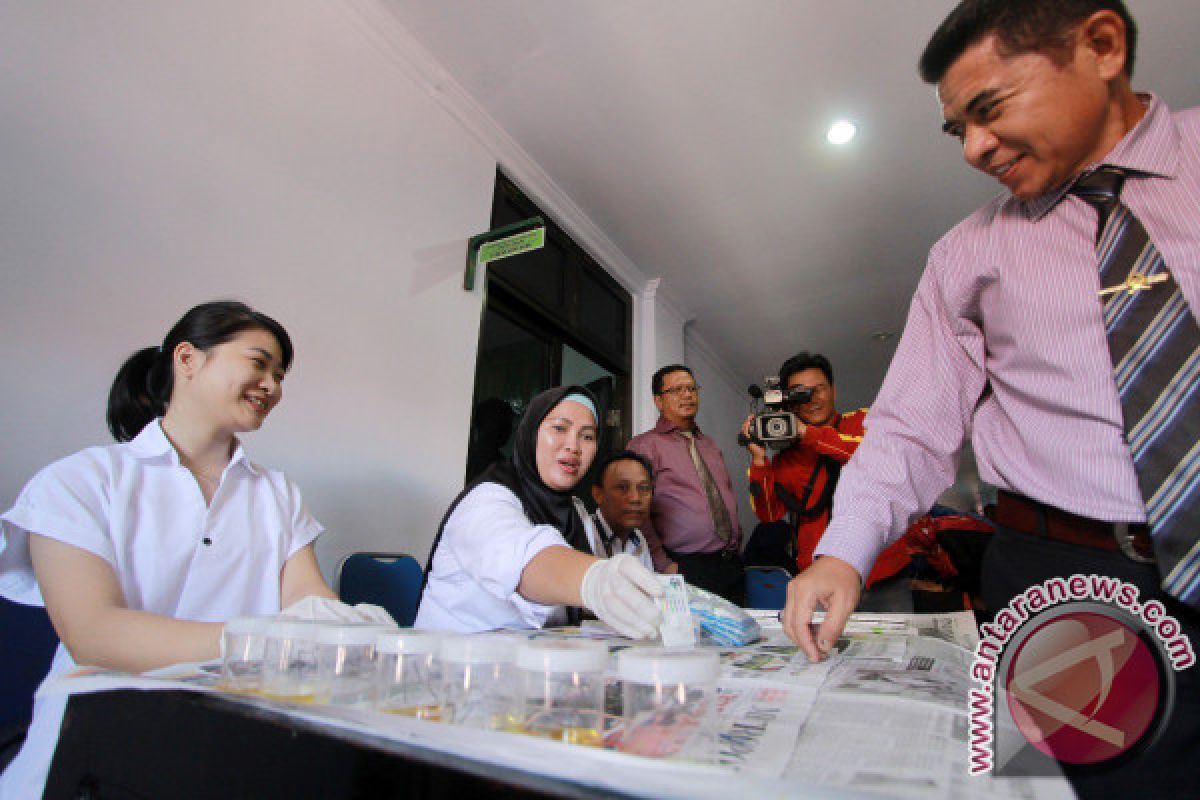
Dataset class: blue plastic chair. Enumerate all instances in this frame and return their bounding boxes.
[1,597,59,768]
[744,566,792,610]
[336,552,424,627]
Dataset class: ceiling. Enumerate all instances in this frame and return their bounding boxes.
[382,1,1200,408]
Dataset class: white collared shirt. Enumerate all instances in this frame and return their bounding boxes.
[0,419,322,799]
[415,482,570,633]
[576,498,656,572]
[1,419,322,617]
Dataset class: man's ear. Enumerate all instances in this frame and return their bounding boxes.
[1077,9,1130,83]
[591,484,604,506]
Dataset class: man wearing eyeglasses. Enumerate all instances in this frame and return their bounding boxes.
[741,353,912,610]
[628,365,744,604]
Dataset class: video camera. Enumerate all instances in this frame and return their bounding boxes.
[737,376,813,447]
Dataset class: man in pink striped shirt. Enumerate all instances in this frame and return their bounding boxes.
[782,2,1198,793]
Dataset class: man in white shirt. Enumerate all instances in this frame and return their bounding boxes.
[582,450,657,571]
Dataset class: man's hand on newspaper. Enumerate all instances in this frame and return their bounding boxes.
[782,556,862,661]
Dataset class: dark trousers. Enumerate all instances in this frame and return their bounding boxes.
[982,524,1200,799]
[666,547,745,606]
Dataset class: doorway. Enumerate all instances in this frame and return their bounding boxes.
[465,172,632,493]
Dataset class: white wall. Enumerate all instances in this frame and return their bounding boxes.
[0,1,495,577]
[0,0,751,580]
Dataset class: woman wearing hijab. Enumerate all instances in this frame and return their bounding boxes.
[416,386,662,638]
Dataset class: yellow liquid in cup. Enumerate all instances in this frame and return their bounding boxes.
[492,713,527,733]
[382,704,443,722]
[525,726,604,747]
[258,691,318,705]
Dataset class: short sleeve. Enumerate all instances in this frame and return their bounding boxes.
[440,484,568,594]
[0,452,114,605]
[281,473,323,558]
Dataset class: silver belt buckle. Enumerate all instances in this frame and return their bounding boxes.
[1114,522,1155,564]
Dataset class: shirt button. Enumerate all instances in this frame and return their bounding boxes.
[202,537,213,546]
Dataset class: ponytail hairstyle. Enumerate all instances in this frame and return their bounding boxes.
[106,301,294,442]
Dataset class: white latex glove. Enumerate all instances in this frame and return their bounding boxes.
[280,595,396,626]
[580,554,664,639]
[350,602,397,626]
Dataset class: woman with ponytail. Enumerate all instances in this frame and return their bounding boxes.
[0,301,384,797]
[416,385,663,638]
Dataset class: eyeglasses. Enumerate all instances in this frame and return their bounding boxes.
[659,384,701,397]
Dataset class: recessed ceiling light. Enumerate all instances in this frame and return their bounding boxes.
[827,120,857,145]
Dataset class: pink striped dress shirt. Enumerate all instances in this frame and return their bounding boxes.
[817,95,1200,581]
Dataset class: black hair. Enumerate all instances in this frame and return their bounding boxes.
[106,301,294,442]
[918,0,1137,84]
[595,449,654,487]
[779,352,833,389]
[652,364,693,395]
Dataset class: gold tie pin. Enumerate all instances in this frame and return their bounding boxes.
[1098,270,1169,297]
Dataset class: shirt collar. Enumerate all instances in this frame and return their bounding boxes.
[126,418,258,476]
[592,509,643,552]
[1024,93,1179,221]
[653,413,702,436]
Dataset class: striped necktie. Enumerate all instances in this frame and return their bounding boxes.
[1071,167,1200,606]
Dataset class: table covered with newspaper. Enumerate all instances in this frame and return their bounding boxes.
[39,611,1073,799]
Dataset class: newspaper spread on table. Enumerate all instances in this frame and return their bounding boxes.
[40,611,1074,800]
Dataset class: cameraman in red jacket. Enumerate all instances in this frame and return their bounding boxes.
[742,353,912,610]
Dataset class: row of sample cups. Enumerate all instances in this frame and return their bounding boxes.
[221,619,721,761]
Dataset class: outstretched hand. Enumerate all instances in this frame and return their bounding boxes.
[781,556,861,661]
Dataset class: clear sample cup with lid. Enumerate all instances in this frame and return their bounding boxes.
[375,629,443,720]
[516,639,609,747]
[260,619,322,704]
[314,624,389,707]
[617,648,721,762]
[220,615,273,694]
[439,633,522,731]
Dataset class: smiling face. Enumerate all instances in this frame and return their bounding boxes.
[592,458,652,536]
[936,16,1137,200]
[534,399,598,492]
[175,328,285,436]
[786,367,837,428]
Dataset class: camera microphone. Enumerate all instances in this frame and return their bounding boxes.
[747,384,763,399]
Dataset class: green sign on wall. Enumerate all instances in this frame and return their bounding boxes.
[464,216,546,290]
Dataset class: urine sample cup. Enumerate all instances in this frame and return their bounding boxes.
[516,639,609,747]
[220,615,273,694]
[260,619,323,704]
[314,624,387,707]
[616,648,721,762]
[375,629,443,720]
[439,633,522,731]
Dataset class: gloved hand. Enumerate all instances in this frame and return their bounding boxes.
[580,554,664,639]
[280,595,396,626]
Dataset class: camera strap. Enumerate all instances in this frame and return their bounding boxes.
[775,456,841,520]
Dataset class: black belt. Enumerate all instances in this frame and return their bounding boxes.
[666,547,741,562]
[995,490,1155,563]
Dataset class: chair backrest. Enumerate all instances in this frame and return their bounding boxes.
[743,566,792,611]
[336,553,424,627]
[742,520,798,575]
[1,597,59,732]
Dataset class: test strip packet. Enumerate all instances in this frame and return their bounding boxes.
[656,574,695,647]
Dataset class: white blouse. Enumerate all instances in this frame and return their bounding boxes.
[415,482,574,633]
[0,419,322,798]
